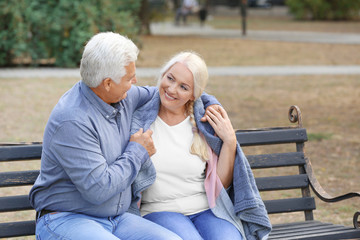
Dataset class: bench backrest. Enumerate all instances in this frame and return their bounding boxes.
[0,144,42,238]
[0,126,312,238]
[236,127,314,220]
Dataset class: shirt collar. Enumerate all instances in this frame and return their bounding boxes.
[80,80,121,120]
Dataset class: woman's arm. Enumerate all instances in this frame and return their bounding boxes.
[205,106,237,188]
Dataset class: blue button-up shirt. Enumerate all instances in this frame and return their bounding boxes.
[29,80,218,217]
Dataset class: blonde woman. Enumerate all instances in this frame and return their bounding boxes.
[129,52,271,240]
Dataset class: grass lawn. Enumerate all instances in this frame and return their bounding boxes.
[137,35,360,67]
[1,14,360,239]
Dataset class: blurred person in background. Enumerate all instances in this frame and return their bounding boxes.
[175,0,199,25]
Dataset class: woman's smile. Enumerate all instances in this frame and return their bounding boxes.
[164,91,176,100]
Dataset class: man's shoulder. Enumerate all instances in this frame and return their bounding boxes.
[50,86,91,123]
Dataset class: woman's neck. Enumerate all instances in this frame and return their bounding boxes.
[158,106,189,126]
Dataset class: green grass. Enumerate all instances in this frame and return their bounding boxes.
[308,132,333,141]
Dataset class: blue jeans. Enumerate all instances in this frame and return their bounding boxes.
[36,211,182,240]
[144,209,243,240]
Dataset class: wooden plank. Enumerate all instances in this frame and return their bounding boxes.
[0,144,42,162]
[236,128,307,146]
[256,174,309,191]
[264,197,315,214]
[270,228,360,240]
[270,223,346,237]
[247,152,305,168]
[296,229,360,240]
[0,170,39,187]
[0,195,32,212]
[0,221,35,238]
[272,220,325,230]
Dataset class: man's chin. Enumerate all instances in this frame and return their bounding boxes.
[119,93,127,101]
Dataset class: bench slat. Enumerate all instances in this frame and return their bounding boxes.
[0,221,35,238]
[0,195,32,212]
[270,223,346,236]
[0,144,42,161]
[248,152,305,168]
[291,230,360,240]
[0,170,39,187]
[256,174,309,191]
[264,197,315,214]
[271,220,326,229]
[236,128,307,146]
[271,221,360,239]
[270,228,360,240]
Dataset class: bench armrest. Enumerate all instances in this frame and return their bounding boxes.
[305,156,360,202]
[354,212,360,229]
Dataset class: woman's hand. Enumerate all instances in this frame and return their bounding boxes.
[206,106,237,188]
[200,104,221,122]
[205,106,237,146]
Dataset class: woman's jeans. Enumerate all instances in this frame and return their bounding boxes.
[35,211,182,240]
[144,209,243,240]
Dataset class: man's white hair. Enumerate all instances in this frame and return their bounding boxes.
[80,32,139,88]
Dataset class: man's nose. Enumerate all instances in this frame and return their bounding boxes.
[132,76,137,84]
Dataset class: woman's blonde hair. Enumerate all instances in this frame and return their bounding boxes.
[157,51,209,161]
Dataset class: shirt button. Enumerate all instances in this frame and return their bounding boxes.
[106,115,109,118]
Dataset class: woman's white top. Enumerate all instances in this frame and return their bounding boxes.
[140,116,209,216]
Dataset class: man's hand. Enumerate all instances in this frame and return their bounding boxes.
[130,128,156,157]
[200,104,222,122]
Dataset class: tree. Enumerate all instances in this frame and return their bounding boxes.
[0,0,142,67]
[286,0,360,20]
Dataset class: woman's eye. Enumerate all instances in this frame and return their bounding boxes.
[181,85,188,91]
[167,75,173,81]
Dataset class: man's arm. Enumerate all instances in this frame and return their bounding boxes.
[129,85,158,110]
[51,121,148,205]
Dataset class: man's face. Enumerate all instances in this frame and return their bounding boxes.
[108,62,137,103]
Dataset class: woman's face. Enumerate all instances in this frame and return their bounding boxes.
[159,62,195,114]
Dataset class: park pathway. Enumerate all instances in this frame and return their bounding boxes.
[1,15,360,78]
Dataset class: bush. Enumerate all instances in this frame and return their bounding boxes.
[286,0,360,20]
[0,0,142,67]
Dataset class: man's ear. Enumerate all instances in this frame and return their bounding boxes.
[103,78,112,92]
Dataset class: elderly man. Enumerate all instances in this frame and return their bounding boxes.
[29,32,219,240]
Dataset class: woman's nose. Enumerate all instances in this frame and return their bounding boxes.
[167,83,176,93]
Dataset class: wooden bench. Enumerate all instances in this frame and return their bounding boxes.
[0,105,359,239]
